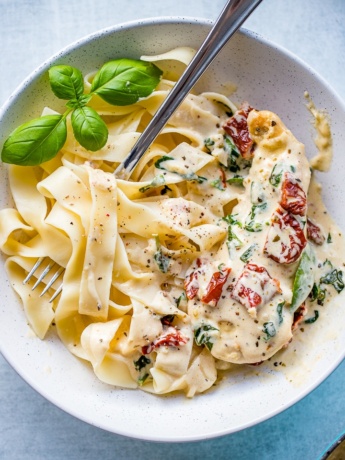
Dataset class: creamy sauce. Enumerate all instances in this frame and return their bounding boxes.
[187,109,345,369]
[305,91,333,172]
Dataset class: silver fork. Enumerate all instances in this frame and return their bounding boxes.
[23,0,263,301]
[23,257,64,303]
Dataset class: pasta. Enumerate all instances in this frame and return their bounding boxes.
[0,48,344,397]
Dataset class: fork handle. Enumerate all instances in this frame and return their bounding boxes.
[115,0,263,179]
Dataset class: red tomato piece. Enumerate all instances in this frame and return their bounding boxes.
[280,172,307,216]
[264,208,307,264]
[223,102,254,159]
[306,218,325,245]
[142,327,188,355]
[184,258,202,300]
[200,267,231,307]
[292,303,307,331]
[231,263,281,310]
[184,271,199,300]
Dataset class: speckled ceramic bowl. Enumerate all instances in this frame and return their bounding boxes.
[1,17,345,442]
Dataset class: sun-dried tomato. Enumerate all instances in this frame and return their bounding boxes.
[292,303,308,331]
[231,263,281,310]
[142,328,188,355]
[264,208,307,264]
[280,172,307,216]
[200,267,231,307]
[184,258,202,300]
[306,218,325,245]
[223,102,254,159]
[184,271,199,300]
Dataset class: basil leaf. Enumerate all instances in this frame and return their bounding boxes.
[71,106,108,151]
[290,244,316,312]
[49,65,84,100]
[1,114,67,166]
[91,58,163,106]
[66,94,92,109]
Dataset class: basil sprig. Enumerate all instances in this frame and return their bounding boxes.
[2,59,162,166]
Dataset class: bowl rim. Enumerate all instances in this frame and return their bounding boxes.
[1,15,345,442]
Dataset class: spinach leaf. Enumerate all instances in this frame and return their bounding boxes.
[155,156,173,169]
[133,355,151,371]
[290,244,316,312]
[277,301,285,325]
[155,156,206,183]
[139,174,166,193]
[222,213,243,254]
[222,214,242,227]
[224,135,240,173]
[176,291,187,308]
[227,175,244,186]
[204,137,215,152]
[240,244,257,263]
[153,235,170,273]
[320,267,344,293]
[244,203,267,233]
[1,114,67,166]
[210,178,225,191]
[262,322,276,341]
[309,283,326,306]
[269,163,284,187]
[194,324,219,350]
[91,58,163,106]
[49,65,84,100]
[137,373,149,386]
[71,106,108,151]
[305,310,319,324]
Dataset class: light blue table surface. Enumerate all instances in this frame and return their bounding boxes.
[0,1,345,459]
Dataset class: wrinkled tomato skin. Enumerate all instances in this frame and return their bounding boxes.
[292,303,307,331]
[236,284,262,308]
[264,208,307,264]
[230,263,281,310]
[306,218,325,245]
[201,268,231,306]
[223,103,254,158]
[184,271,198,300]
[280,173,307,216]
[142,330,187,355]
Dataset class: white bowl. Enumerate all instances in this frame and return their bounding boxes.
[1,17,345,442]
